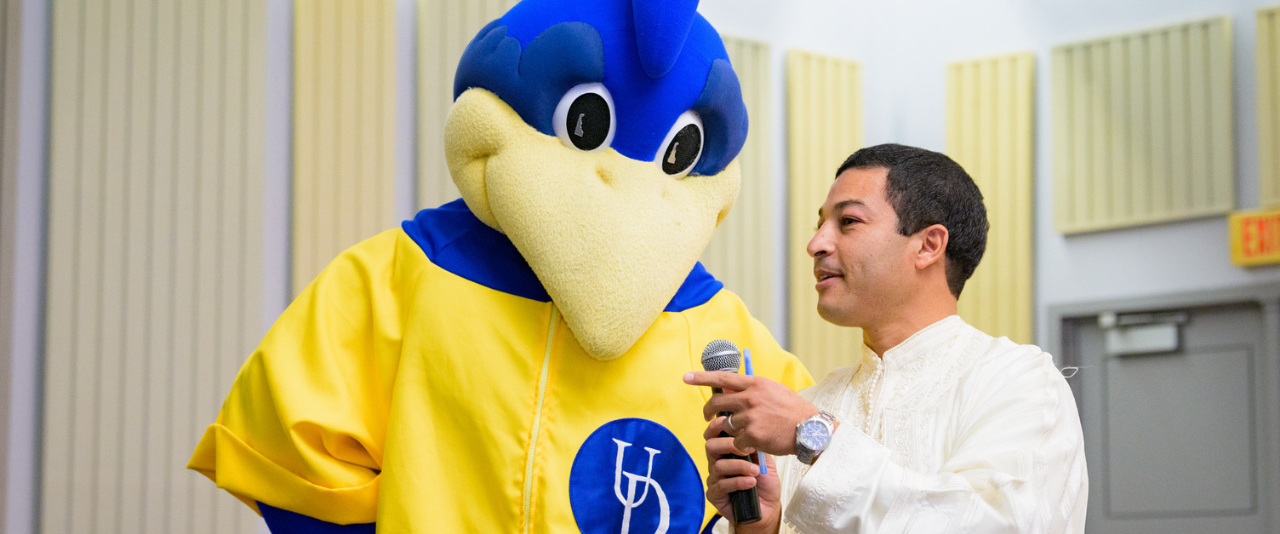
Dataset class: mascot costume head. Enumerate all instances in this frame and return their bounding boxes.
[446,0,747,359]
[188,1,810,532]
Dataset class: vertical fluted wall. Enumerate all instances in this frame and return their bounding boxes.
[42,0,265,532]
[948,52,1036,344]
[786,50,863,379]
[1259,7,1280,209]
[292,0,397,295]
[1052,16,1234,233]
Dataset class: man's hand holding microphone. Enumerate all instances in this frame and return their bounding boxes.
[685,341,832,532]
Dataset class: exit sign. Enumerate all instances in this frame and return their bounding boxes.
[1230,210,1280,266]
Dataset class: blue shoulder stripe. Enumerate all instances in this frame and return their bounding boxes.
[401,199,722,312]
[665,261,722,313]
[258,502,374,534]
[401,199,551,302]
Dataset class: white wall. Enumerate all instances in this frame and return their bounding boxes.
[698,0,1280,348]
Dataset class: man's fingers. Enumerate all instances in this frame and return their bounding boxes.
[704,417,726,440]
[707,474,755,501]
[684,371,753,391]
[710,473,758,497]
[705,435,753,460]
[709,458,761,482]
[702,394,747,422]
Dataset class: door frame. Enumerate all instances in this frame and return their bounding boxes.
[1046,282,1280,529]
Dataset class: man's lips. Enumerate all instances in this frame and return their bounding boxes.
[814,267,842,283]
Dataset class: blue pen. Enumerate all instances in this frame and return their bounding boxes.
[743,349,768,475]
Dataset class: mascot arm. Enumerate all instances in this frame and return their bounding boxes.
[188,229,423,529]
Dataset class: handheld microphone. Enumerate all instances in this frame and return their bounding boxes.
[701,340,762,525]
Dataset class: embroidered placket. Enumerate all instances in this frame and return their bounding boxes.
[863,358,886,439]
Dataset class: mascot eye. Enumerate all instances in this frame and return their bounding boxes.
[656,111,704,177]
[553,83,616,152]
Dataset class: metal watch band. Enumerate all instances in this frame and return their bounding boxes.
[795,411,837,465]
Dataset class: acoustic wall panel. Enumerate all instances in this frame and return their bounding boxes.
[700,36,775,330]
[417,0,518,211]
[947,53,1035,344]
[42,1,264,533]
[786,50,863,379]
[1052,16,1234,233]
[293,0,396,295]
[1260,7,1280,209]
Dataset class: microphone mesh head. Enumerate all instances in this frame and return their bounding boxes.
[701,340,741,373]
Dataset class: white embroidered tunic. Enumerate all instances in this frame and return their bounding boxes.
[721,316,1088,533]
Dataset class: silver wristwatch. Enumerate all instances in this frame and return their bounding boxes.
[795,411,837,465]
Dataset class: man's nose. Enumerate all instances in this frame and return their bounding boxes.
[807,227,831,258]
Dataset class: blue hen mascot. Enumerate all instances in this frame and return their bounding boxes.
[189,0,812,531]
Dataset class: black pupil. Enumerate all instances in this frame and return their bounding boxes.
[661,124,702,175]
[565,93,611,150]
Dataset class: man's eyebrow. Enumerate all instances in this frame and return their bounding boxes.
[818,199,867,219]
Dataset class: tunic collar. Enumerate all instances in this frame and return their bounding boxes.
[861,315,966,372]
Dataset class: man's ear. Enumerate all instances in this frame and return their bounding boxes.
[914,224,949,270]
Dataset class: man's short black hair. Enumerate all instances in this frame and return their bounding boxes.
[836,143,988,298]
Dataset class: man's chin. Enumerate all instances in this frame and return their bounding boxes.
[816,301,859,328]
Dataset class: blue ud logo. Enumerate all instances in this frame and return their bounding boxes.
[570,419,704,534]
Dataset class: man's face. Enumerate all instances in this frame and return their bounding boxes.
[807,166,915,328]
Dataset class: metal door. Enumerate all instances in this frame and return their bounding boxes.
[1066,302,1276,533]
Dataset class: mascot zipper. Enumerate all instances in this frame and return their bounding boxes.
[524,305,559,533]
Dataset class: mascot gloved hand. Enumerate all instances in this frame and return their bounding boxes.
[189,0,812,532]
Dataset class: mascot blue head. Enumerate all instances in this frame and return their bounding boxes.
[445,0,748,359]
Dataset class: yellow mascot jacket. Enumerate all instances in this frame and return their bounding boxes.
[190,200,812,533]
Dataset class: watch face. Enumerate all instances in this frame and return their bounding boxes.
[799,421,831,450]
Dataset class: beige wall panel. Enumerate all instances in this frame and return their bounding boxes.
[947,53,1035,345]
[1260,7,1280,209]
[119,4,155,532]
[293,0,397,295]
[97,1,128,528]
[417,0,518,211]
[143,1,178,529]
[42,1,80,529]
[701,36,775,331]
[786,50,863,380]
[294,0,315,296]
[171,3,199,529]
[42,1,264,532]
[1052,16,1234,233]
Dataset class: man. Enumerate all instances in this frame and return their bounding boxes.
[685,143,1088,533]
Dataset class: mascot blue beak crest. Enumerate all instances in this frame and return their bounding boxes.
[444,0,748,360]
[633,0,702,79]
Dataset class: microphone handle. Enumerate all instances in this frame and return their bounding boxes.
[716,409,762,525]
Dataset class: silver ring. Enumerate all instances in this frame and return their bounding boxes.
[725,413,738,433]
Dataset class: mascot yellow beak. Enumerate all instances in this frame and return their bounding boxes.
[445,88,740,360]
